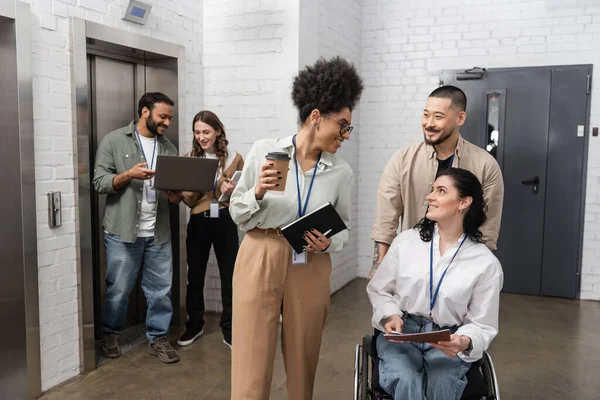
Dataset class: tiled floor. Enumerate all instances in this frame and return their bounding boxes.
[41,278,600,399]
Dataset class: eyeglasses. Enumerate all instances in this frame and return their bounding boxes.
[322,113,353,136]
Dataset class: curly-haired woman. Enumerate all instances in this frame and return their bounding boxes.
[228,56,364,399]
[177,110,244,349]
[367,168,503,400]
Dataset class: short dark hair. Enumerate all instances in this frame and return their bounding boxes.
[415,167,487,244]
[428,85,467,112]
[291,56,364,123]
[137,92,174,117]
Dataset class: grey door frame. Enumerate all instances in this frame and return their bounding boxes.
[440,64,592,298]
[71,18,187,374]
[0,1,41,398]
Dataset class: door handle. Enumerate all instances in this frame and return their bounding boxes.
[521,176,539,195]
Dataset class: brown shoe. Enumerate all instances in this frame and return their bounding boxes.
[148,337,180,363]
[102,333,121,358]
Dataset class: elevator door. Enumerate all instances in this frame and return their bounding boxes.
[89,55,146,338]
[0,13,28,399]
[88,52,181,345]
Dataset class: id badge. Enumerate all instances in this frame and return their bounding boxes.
[292,251,307,265]
[146,179,157,203]
[209,201,219,218]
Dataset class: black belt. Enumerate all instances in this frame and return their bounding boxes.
[403,313,459,332]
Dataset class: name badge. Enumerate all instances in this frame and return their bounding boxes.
[210,201,219,218]
[146,179,157,203]
[292,250,307,265]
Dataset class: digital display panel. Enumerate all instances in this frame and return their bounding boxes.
[131,6,146,18]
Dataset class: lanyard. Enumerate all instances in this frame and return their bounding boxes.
[203,153,220,199]
[135,128,157,170]
[213,174,219,198]
[447,154,455,168]
[429,234,468,318]
[292,135,321,218]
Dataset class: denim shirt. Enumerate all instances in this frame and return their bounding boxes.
[92,121,178,244]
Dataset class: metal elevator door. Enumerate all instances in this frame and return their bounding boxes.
[88,55,147,338]
[0,13,27,399]
[442,65,592,298]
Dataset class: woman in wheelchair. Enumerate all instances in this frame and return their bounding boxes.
[366,167,503,400]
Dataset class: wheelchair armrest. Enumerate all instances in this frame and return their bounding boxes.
[363,334,377,358]
[473,355,485,368]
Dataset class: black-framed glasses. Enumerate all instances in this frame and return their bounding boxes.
[322,113,353,136]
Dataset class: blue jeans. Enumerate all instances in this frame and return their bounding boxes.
[102,234,173,342]
[377,315,471,400]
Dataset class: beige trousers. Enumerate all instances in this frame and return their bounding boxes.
[230,229,332,400]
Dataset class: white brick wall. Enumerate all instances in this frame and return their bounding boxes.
[200,0,300,311]
[358,0,600,301]
[26,0,203,391]
[317,0,362,292]
[200,0,363,309]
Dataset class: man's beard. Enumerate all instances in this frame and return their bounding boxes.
[423,127,454,146]
[146,116,164,136]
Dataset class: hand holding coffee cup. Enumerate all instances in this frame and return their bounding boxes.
[254,161,280,200]
[254,152,291,200]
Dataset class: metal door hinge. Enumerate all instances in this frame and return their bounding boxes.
[587,74,592,94]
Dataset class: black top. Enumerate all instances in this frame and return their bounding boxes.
[437,154,454,173]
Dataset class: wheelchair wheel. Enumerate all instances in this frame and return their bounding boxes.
[354,344,371,400]
[354,344,360,400]
[360,343,369,400]
[481,352,499,400]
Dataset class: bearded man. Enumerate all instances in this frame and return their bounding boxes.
[93,92,181,363]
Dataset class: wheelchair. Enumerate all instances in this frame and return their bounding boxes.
[354,331,500,400]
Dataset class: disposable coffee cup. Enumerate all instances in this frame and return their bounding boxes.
[265,152,291,192]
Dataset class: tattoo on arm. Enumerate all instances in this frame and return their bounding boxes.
[373,242,381,264]
[369,242,382,279]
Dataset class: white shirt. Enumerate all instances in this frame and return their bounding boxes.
[229,136,353,253]
[204,150,237,180]
[137,134,158,237]
[366,227,504,362]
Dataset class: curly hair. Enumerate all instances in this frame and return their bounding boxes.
[415,168,487,244]
[291,56,364,123]
[190,110,229,177]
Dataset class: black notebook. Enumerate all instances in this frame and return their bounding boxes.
[280,202,347,254]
